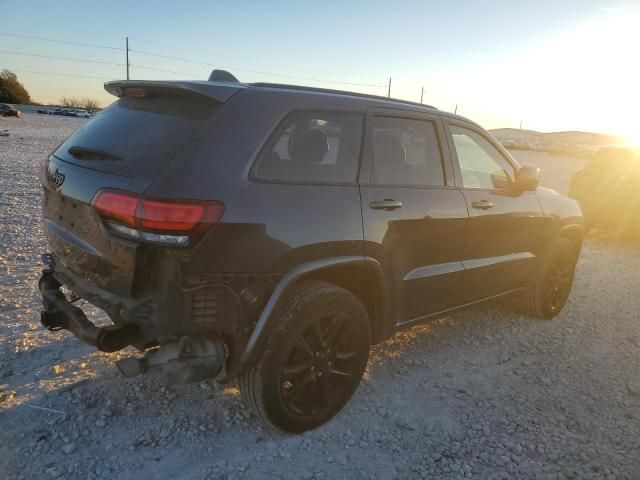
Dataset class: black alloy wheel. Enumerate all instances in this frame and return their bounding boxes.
[240,281,370,433]
[544,242,576,314]
[280,312,363,417]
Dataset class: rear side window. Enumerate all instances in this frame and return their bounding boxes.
[53,95,217,180]
[254,111,364,184]
[370,116,445,187]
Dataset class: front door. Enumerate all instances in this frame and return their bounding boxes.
[443,120,545,302]
[359,110,468,326]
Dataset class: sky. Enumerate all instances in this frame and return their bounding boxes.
[1,0,639,139]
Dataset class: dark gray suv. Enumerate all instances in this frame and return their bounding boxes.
[39,74,583,432]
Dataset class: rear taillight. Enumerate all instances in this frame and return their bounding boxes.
[91,189,224,246]
[92,191,138,225]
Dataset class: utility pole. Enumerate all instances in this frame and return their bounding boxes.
[454,104,458,114]
[519,120,523,130]
[420,86,424,104]
[125,36,130,80]
[387,77,391,98]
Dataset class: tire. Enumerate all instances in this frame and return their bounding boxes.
[521,237,579,319]
[240,281,371,433]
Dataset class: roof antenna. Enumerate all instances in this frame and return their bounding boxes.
[208,70,240,83]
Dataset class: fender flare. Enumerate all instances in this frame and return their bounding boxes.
[221,256,385,382]
[558,223,584,248]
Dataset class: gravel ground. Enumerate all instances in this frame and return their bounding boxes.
[1,114,639,480]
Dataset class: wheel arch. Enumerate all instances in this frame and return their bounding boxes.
[558,224,584,251]
[222,256,387,382]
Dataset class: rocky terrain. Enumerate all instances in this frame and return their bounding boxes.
[1,114,639,479]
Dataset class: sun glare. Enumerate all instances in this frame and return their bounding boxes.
[447,8,640,137]
[540,9,640,138]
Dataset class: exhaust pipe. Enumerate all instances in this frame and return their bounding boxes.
[39,268,139,352]
[116,336,226,385]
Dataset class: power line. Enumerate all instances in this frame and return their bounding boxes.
[0,31,387,88]
[131,48,387,87]
[7,69,116,81]
[130,49,216,67]
[131,65,195,76]
[0,32,123,51]
[0,49,201,77]
[0,49,125,66]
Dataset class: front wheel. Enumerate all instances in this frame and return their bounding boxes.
[521,237,579,319]
[240,281,371,433]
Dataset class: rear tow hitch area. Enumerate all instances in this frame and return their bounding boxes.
[39,264,139,353]
[116,336,226,385]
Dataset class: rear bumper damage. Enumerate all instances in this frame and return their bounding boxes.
[39,263,140,352]
[38,255,227,384]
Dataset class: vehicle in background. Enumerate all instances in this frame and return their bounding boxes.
[38,72,584,433]
[39,108,94,118]
[570,146,640,238]
[0,103,21,117]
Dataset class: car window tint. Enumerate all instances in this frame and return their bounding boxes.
[370,116,445,186]
[255,111,363,183]
[450,126,514,189]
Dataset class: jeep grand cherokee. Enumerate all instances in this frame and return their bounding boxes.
[39,72,583,432]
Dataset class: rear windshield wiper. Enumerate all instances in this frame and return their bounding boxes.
[68,146,122,162]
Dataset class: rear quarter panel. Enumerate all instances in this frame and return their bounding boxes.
[146,90,369,274]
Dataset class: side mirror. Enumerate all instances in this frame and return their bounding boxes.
[516,165,540,191]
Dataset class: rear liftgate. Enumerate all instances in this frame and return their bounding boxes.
[39,76,240,384]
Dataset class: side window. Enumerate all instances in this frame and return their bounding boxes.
[254,111,363,184]
[450,125,515,189]
[370,116,445,187]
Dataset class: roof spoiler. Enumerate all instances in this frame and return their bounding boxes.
[104,80,245,103]
[208,69,240,83]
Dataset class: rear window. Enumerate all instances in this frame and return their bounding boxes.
[253,111,364,184]
[53,95,217,180]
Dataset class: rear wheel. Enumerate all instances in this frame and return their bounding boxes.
[240,281,370,433]
[521,237,579,319]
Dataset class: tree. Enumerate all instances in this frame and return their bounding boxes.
[60,97,82,108]
[60,97,100,110]
[82,98,99,110]
[0,70,31,104]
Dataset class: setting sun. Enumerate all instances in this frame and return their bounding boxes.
[523,7,640,139]
[412,7,640,138]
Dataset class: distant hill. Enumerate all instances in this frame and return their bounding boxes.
[489,128,627,157]
[490,128,624,146]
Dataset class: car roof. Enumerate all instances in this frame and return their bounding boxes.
[246,83,482,128]
[104,78,479,127]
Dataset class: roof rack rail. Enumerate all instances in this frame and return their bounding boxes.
[250,82,437,110]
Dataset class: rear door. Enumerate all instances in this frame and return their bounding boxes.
[359,109,468,326]
[443,119,545,302]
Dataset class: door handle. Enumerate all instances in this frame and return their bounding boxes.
[471,200,495,210]
[370,199,403,211]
